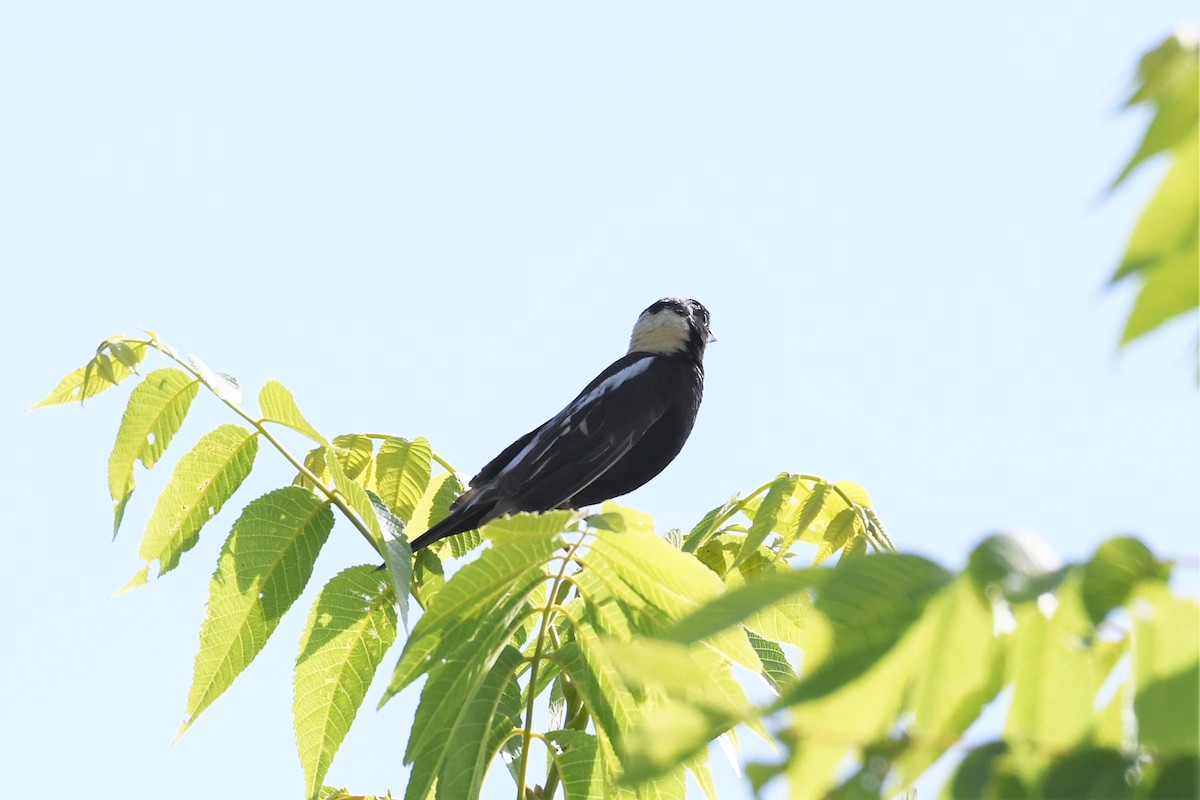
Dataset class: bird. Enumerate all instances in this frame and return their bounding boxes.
[410,297,714,551]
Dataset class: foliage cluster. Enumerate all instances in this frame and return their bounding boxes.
[1109,29,1199,370]
[36,334,1198,799]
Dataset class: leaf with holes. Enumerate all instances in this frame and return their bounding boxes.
[107,368,200,536]
[134,424,259,581]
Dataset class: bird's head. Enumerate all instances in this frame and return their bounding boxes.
[627,297,714,360]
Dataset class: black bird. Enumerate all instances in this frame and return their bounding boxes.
[410,297,713,551]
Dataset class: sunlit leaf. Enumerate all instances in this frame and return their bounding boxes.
[294,566,398,800]
[1004,573,1099,771]
[890,577,1007,789]
[182,488,334,735]
[383,528,560,700]
[1132,582,1200,759]
[135,424,259,580]
[1120,237,1200,344]
[546,730,604,800]
[107,368,200,536]
[734,474,795,570]
[32,339,148,408]
[374,437,433,523]
[258,381,328,445]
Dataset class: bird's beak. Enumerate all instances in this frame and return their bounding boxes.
[707,331,718,344]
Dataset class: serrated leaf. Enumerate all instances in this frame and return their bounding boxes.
[682,494,741,553]
[181,487,334,735]
[107,368,200,536]
[813,508,859,565]
[32,340,148,408]
[408,472,469,556]
[135,424,259,579]
[258,381,328,445]
[583,524,762,671]
[546,730,604,800]
[431,646,525,800]
[778,480,829,555]
[383,531,561,700]
[486,509,581,545]
[746,631,796,692]
[294,566,398,800]
[375,437,433,522]
[734,474,795,571]
[326,443,382,547]
[556,624,638,751]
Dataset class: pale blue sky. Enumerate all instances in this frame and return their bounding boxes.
[2,4,1197,799]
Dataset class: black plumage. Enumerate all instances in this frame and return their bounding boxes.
[410,297,712,551]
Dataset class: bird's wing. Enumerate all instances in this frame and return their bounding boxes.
[486,353,672,514]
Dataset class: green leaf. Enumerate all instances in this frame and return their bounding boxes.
[32,339,148,408]
[891,576,1008,789]
[1040,748,1133,800]
[778,479,830,555]
[1004,573,1099,770]
[258,381,329,446]
[546,730,604,800]
[813,508,859,565]
[1119,236,1200,344]
[1080,535,1167,624]
[182,487,334,735]
[1132,582,1200,759]
[657,568,819,646]
[383,529,561,700]
[777,554,951,706]
[1114,32,1200,185]
[682,494,740,553]
[135,424,259,579]
[583,522,762,671]
[374,437,433,522]
[294,566,398,800]
[325,443,382,546]
[746,630,796,692]
[1147,755,1199,800]
[556,624,638,751]
[432,646,525,800]
[734,474,795,571]
[409,472,469,556]
[618,701,729,790]
[107,368,200,536]
[944,741,1027,800]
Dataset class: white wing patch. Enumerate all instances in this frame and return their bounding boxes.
[500,357,654,474]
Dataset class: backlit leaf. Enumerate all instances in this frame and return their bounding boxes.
[33,339,148,408]
[375,437,433,522]
[107,368,200,536]
[182,488,334,735]
[294,566,398,800]
[259,381,328,445]
[135,424,259,579]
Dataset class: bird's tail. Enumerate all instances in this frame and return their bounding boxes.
[409,496,491,552]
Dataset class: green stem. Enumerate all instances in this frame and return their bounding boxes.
[516,537,589,800]
[132,337,384,559]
